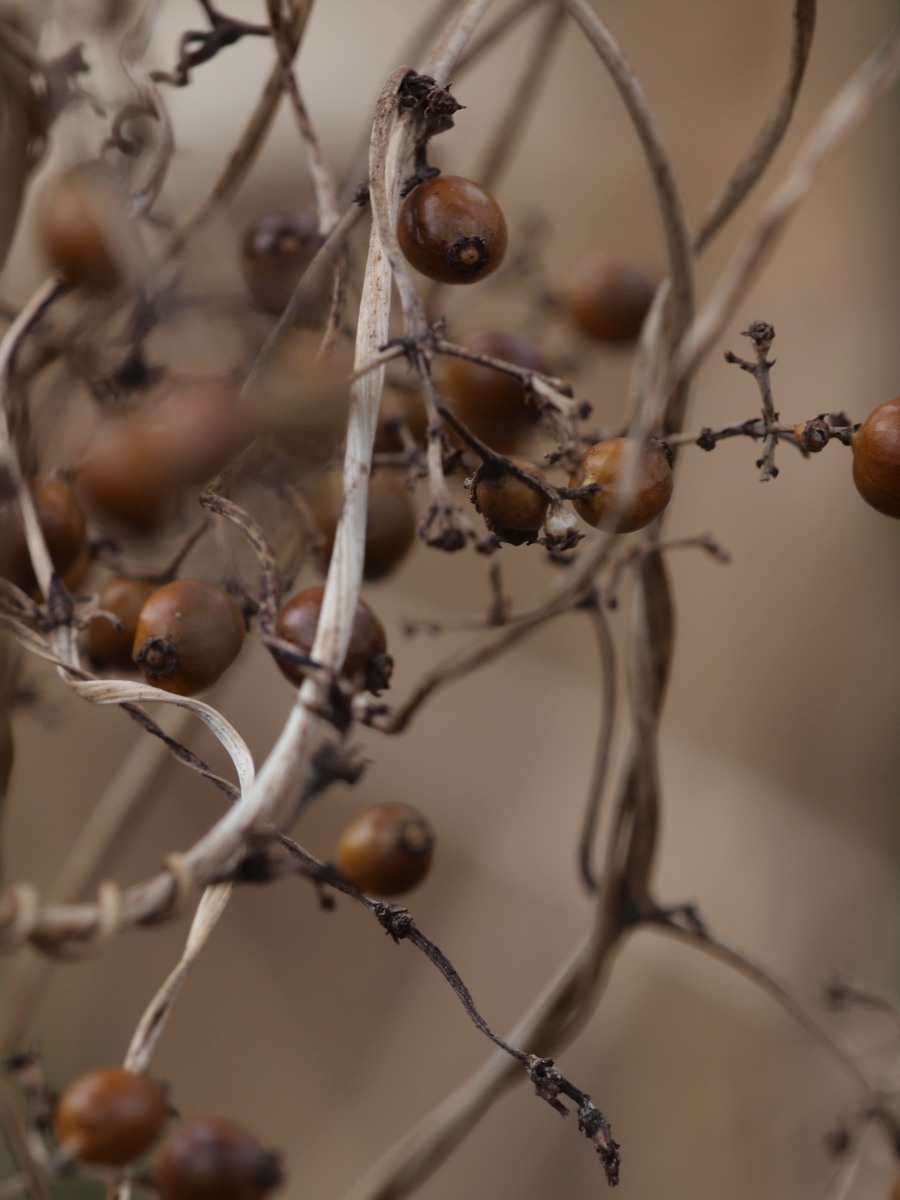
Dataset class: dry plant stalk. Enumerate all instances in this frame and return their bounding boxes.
[0,2,897,1200]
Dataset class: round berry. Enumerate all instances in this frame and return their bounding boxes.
[240,211,320,315]
[569,437,673,533]
[0,477,87,593]
[441,332,548,453]
[274,586,390,693]
[564,255,656,344]
[336,802,435,897]
[155,1116,283,1200]
[309,471,417,580]
[472,458,549,544]
[133,579,245,696]
[87,575,157,670]
[397,175,507,285]
[38,167,127,292]
[53,1068,167,1166]
[75,414,179,534]
[851,398,900,518]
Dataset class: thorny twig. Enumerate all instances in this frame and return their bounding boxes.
[269,834,621,1185]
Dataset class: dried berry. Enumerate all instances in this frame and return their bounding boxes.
[0,477,87,593]
[133,579,245,696]
[337,802,435,896]
[155,1116,283,1200]
[472,458,549,544]
[53,1068,167,1166]
[851,397,900,517]
[569,437,673,533]
[397,175,507,284]
[441,332,548,453]
[274,586,390,693]
[309,471,417,580]
[564,255,656,344]
[87,575,157,670]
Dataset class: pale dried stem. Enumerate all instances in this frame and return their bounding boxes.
[0,709,192,1053]
[669,26,900,400]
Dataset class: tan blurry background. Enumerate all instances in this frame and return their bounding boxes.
[1,2,899,1199]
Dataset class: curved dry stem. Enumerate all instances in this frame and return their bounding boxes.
[563,0,694,350]
[166,0,311,256]
[578,602,617,893]
[646,916,880,1098]
[0,708,193,1054]
[695,0,817,252]
[670,25,900,398]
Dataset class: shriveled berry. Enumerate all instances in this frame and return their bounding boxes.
[397,175,507,284]
[564,255,656,344]
[133,579,245,696]
[336,802,435,896]
[53,1067,167,1166]
[87,575,157,670]
[569,437,673,533]
[274,585,390,693]
[155,1116,283,1200]
[472,458,549,544]
[851,397,900,517]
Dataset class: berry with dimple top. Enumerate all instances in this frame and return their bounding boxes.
[155,1116,283,1200]
[851,398,900,517]
[53,1068,168,1166]
[240,211,320,315]
[397,175,508,284]
[569,437,673,533]
[133,579,245,696]
[564,255,656,344]
[336,802,435,896]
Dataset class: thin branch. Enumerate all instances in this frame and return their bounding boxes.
[669,25,900,400]
[578,601,617,893]
[695,0,817,251]
[646,913,880,1098]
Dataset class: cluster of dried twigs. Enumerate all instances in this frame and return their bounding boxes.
[0,2,898,1198]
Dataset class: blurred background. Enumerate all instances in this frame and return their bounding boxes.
[1,1,898,1199]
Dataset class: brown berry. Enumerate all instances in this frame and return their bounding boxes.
[0,477,87,593]
[274,585,390,693]
[240,211,320,315]
[133,579,245,696]
[569,437,673,533]
[309,471,417,580]
[87,575,157,670]
[155,1116,283,1200]
[472,458,549,544]
[564,255,656,344]
[397,175,507,284]
[38,167,129,292]
[336,802,435,897]
[53,1068,167,1166]
[441,332,549,453]
[851,398,900,518]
